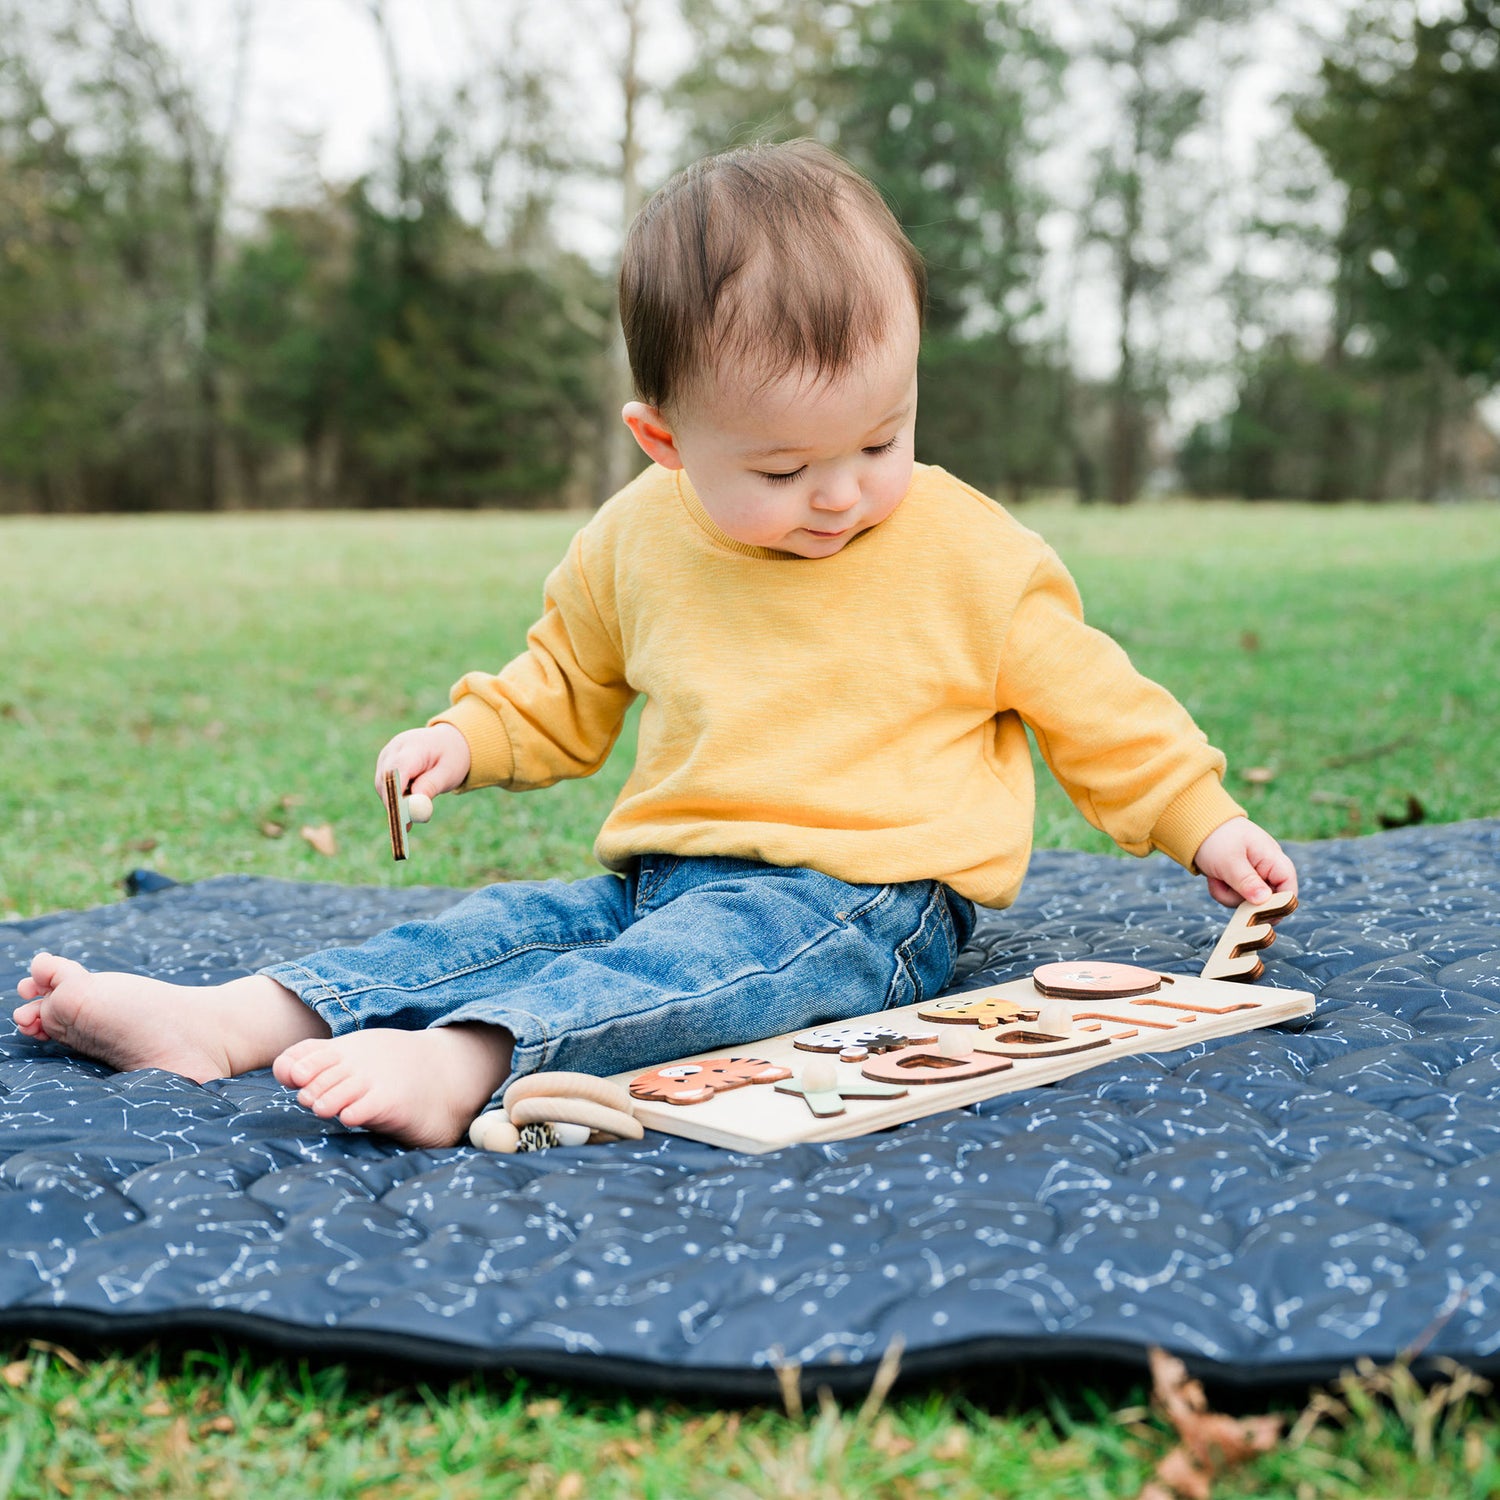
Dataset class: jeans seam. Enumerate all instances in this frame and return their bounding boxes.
[887,886,950,1007]
[263,961,358,1025]
[634,856,681,914]
[838,882,896,925]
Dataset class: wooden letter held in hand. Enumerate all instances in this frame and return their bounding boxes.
[1199,890,1299,982]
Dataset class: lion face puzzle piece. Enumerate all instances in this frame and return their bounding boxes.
[627,1056,793,1106]
[917,994,1035,1029]
[1031,961,1163,1000]
[792,1023,939,1062]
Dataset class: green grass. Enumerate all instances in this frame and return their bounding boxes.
[2,502,1495,919]
[3,502,1500,1497]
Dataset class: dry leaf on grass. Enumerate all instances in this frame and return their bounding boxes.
[2,1360,29,1388]
[300,823,337,857]
[1137,1347,1283,1500]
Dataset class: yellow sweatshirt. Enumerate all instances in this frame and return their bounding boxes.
[434,463,1245,909]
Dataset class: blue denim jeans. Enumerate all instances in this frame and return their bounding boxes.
[261,855,976,1083]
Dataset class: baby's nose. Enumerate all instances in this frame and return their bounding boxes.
[812,472,860,511]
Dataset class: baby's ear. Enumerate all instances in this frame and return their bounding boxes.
[621,402,684,470]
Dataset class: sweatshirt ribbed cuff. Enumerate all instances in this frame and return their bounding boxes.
[430,697,516,790]
[1150,775,1247,873]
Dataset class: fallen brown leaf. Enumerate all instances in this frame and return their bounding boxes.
[1138,1347,1282,1500]
[300,823,337,857]
[2,1360,28,1388]
[259,821,286,839]
[1241,767,1276,786]
[555,1474,584,1500]
[143,1399,173,1418]
[27,1339,85,1372]
[202,1414,236,1434]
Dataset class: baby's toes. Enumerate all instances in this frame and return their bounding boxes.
[306,1074,367,1120]
[273,1038,338,1090]
[11,1000,50,1039]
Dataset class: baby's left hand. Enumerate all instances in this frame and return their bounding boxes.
[1194,816,1298,908]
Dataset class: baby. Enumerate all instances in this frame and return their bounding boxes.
[13,140,1296,1148]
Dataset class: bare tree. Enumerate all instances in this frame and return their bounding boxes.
[1077,0,1245,504]
[598,0,649,504]
[84,0,256,509]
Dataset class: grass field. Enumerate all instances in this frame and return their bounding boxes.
[2,502,1499,1497]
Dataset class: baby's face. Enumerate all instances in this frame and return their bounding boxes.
[666,305,920,559]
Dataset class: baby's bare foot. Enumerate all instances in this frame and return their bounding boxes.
[273,1024,513,1148]
[13,952,328,1081]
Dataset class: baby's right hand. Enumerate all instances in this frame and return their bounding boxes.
[375,723,472,808]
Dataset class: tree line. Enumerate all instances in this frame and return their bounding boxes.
[0,0,1496,513]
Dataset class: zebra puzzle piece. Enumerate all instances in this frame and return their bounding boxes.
[792,1023,939,1062]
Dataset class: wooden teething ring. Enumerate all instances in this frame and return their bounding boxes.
[506,1095,643,1139]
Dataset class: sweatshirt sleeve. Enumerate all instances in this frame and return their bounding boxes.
[430,530,636,792]
[996,546,1245,870]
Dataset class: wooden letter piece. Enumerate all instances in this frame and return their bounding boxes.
[1031,961,1162,1000]
[860,1045,1014,1086]
[793,1023,939,1062]
[1199,890,1299,983]
[628,1056,792,1106]
[971,1028,1114,1061]
[775,1058,908,1118]
[383,769,433,862]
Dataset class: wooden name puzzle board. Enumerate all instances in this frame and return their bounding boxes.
[607,965,1314,1154]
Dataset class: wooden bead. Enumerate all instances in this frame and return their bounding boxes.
[469,1110,520,1154]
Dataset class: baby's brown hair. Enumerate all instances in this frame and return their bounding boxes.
[620,140,926,413]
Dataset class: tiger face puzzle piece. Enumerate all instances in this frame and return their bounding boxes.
[1031,960,1163,1000]
[628,1056,792,1106]
[793,1023,939,1062]
[917,994,1035,1029]
[1199,890,1300,982]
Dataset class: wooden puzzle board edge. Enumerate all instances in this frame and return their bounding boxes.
[606,973,1315,1155]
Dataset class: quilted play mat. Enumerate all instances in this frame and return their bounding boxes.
[3,819,1499,1396]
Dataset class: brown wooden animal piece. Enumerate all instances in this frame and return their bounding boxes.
[917,994,1035,1029]
[628,1056,793,1106]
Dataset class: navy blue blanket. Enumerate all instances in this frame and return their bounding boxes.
[3,821,1499,1395]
